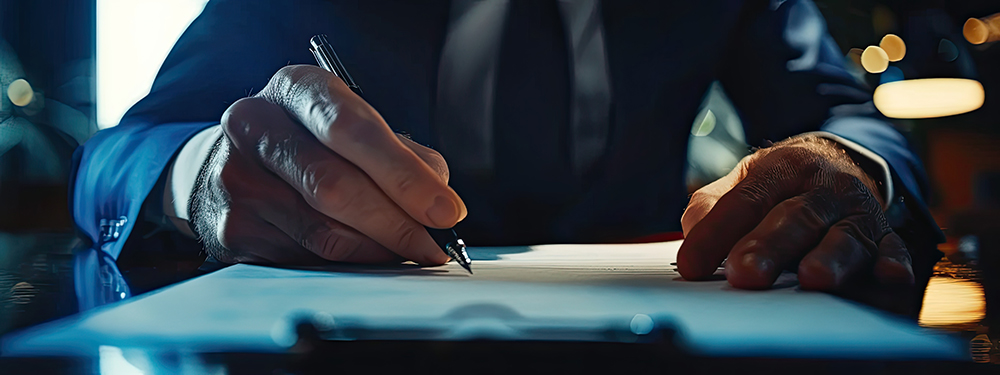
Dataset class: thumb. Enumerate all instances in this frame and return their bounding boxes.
[681,157,750,236]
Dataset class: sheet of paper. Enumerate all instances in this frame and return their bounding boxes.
[299,241,694,286]
[299,240,794,289]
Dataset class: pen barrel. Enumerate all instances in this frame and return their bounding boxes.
[309,34,363,95]
[426,227,460,251]
[426,227,470,262]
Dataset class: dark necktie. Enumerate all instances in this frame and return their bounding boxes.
[492,0,572,239]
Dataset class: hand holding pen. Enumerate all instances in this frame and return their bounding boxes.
[310,34,473,273]
[187,39,469,269]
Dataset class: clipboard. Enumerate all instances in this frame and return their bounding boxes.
[2,241,967,362]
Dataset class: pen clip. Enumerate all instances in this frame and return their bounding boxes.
[309,34,363,95]
[309,47,333,72]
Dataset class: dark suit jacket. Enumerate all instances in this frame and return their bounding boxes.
[70,0,942,310]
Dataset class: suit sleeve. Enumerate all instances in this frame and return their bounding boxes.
[717,0,942,241]
[70,0,326,309]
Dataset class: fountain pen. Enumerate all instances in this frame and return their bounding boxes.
[309,34,473,274]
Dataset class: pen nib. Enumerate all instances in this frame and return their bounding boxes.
[445,240,473,275]
[459,262,473,275]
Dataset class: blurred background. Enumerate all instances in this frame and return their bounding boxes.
[0,0,999,363]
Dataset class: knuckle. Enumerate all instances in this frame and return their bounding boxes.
[273,65,311,87]
[681,195,711,227]
[318,235,353,261]
[831,172,888,229]
[835,218,879,254]
[274,64,301,79]
[221,97,267,140]
[733,182,773,216]
[301,222,360,261]
[263,65,325,105]
[389,220,419,253]
[688,189,711,205]
[300,162,327,200]
[325,109,376,145]
[831,173,877,207]
[785,198,829,228]
[261,66,296,100]
[879,231,908,256]
[391,170,421,196]
[307,165,362,214]
[425,151,450,182]
[256,130,298,170]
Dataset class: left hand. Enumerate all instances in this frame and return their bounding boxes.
[677,135,915,292]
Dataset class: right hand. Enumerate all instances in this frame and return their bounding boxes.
[189,65,467,266]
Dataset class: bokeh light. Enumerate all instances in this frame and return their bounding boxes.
[7,79,33,107]
[861,45,889,73]
[873,78,984,119]
[938,39,959,62]
[879,34,906,62]
[964,14,1000,45]
[690,109,716,137]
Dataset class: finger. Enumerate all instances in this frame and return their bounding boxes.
[796,216,878,291]
[724,194,839,289]
[227,157,400,263]
[221,103,449,265]
[818,231,916,316]
[681,159,748,236]
[396,134,449,183]
[217,207,324,265]
[872,231,914,285]
[265,203,402,264]
[726,169,886,289]
[677,154,802,281]
[257,65,466,228]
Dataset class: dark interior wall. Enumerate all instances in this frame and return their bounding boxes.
[0,0,95,231]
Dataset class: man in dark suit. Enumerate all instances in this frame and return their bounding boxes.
[71,0,941,314]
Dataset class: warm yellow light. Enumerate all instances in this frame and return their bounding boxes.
[964,14,1000,45]
[7,79,33,107]
[919,278,985,328]
[879,34,906,62]
[861,46,889,73]
[873,78,984,119]
[965,18,988,44]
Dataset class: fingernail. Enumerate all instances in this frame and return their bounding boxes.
[426,195,458,227]
[726,253,778,290]
[743,253,770,272]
